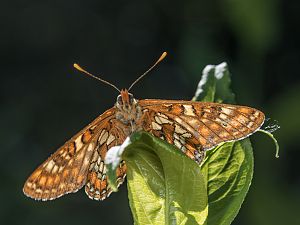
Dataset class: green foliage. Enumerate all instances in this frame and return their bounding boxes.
[105,62,278,225]
[192,62,235,103]
[124,132,208,225]
[201,140,253,225]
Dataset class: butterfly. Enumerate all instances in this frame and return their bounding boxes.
[23,52,265,201]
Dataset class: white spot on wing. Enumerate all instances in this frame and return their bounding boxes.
[45,160,55,172]
[75,135,83,150]
[174,139,182,149]
[107,134,116,145]
[87,142,95,152]
[99,161,104,172]
[183,105,196,116]
[99,131,109,145]
[175,124,185,134]
[247,121,254,128]
[157,113,168,119]
[160,117,172,124]
[155,114,173,124]
[182,133,192,138]
[155,116,162,124]
[221,108,233,115]
[152,121,162,130]
[253,111,260,117]
[174,117,199,138]
[52,165,59,174]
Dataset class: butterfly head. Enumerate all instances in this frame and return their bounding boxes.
[116,89,137,109]
[115,89,141,126]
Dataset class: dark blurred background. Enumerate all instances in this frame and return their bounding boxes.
[1,0,299,224]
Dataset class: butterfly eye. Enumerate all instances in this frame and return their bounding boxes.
[128,93,134,104]
[117,95,123,105]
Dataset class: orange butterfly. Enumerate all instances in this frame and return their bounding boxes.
[23,52,264,201]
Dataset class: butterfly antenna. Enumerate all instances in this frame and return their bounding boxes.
[128,51,167,91]
[73,63,121,93]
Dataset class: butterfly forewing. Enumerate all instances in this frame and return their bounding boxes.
[139,100,264,163]
[23,108,118,201]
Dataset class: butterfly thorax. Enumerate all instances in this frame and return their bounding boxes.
[115,89,142,132]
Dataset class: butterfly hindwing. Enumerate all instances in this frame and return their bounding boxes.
[85,127,127,201]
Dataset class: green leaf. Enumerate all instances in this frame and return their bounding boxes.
[201,139,254,225]
[123,132,208,225]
